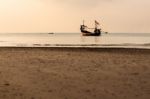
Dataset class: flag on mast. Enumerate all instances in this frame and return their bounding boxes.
[95,20,100,25]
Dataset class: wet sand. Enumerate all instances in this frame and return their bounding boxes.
[0,47,150,99]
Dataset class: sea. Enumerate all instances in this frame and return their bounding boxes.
[0,33,150,49]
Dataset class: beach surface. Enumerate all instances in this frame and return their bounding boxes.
[0,47,149,99]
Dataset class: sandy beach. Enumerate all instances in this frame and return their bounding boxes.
[0,47,149,99]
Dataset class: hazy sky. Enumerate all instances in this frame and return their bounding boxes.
[0,0,150,33]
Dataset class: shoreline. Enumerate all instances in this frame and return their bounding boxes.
[1,43,150,49]
[0,47,149,99]
[1,46,150,49]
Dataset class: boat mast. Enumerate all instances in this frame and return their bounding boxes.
[95,20,99,29]
[83,20,85,25]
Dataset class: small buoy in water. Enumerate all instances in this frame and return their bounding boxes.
[48,33,54,34]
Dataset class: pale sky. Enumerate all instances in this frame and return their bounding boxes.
[0,0,150,33]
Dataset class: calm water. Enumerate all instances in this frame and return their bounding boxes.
[0,33,150,49]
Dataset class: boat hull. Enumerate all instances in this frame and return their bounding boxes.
[82,32,101,36]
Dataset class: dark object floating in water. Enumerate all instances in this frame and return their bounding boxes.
[80,20,104,36]
[105,32,108,34]
[48,33,54,34]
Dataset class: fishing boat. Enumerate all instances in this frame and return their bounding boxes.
[80,20,101,36]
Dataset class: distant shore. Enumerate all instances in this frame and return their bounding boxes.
[0,47,149,99]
